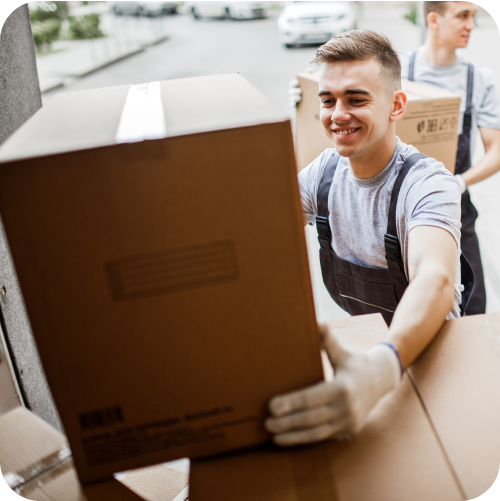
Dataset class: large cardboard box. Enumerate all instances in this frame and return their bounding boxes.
[295,72,461,172]
[0,407,188,501]
[190,313,500,500]
[0,74,323,484]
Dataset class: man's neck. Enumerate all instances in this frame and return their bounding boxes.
[349,136,397,180]
[423,35,457,66]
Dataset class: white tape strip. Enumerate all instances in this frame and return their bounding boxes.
[115,81,167,144]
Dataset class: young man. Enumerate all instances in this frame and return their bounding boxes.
[399,1,500,315]
[265,30,472,446]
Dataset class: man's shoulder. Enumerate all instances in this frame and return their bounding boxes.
[298,147,338,187]
[396,142,455,186]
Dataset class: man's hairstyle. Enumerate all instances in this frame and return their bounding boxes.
[424,1,449,24]
[311,30,401,93]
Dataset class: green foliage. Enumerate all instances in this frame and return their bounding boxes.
[29,2,69,23]
[31,18,62,50]
[405,2,418,25]
[67,13,104,40]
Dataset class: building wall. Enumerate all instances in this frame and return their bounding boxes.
[0,4,61,430]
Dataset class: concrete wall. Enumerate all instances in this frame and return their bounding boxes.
[0,4,61,430]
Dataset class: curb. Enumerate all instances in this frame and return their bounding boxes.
[40,35,169,94]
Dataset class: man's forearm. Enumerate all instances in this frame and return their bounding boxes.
[462,128,500,187]
[386,270,454,369]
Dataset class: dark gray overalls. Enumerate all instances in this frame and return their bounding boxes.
[409,53,486,314]
[316,152,474,325]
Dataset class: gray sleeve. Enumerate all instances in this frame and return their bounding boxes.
[475,66,500,130]
[404,161,461,247]
[297,154,325,225]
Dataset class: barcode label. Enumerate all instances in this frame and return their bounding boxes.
[79,406,124,431]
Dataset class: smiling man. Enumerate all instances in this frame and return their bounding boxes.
[265,30,473,446]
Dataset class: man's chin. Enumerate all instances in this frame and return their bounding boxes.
[332,143,357,158]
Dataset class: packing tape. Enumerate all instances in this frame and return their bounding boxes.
[5,445,72,494]
[115,81,167,144]
[291,444,340,501]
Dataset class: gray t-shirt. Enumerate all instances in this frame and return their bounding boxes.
[399,47,500,156]
[299,138,463,318]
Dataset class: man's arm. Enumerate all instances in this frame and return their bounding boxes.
[385,225,457,368]
[265,225,457,445]
[460,127,500,188]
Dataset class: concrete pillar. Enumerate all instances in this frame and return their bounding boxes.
[0,4,61,430]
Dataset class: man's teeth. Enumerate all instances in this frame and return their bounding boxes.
[336,129,356,135]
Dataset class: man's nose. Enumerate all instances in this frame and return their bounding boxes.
[466,16,475,31]
[331,101,351,122]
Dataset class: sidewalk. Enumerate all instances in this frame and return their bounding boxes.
[36,9,170,93]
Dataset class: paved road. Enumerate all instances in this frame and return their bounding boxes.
[41,2,500,320]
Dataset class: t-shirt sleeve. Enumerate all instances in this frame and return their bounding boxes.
[475,65,500,130]
[297,153,325,225]
[404,160,461,246]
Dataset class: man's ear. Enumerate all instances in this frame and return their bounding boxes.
[389,90,407,123]
[426,11,439,29]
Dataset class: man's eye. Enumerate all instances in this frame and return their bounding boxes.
[322,99,335,105]
[351,99,365,104]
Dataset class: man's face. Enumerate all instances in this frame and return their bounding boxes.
[318,58,395,160]
[436,2,477,49]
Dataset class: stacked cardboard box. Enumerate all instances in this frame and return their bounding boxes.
[190,313,500,501]
[0,74,323,489]
[295,72,461,172]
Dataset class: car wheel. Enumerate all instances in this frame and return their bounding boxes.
[191,6,201,19]
[225,7,232,20]
[285,43,294,49]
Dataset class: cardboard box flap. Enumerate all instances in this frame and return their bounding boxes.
[0,408,190,501]
[190,315,462,501]
[0,73,288,164]
[409,312,500,499]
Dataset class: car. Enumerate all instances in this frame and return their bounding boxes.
[187,2,267,20]
[111,2,177,17]
[277,1,356,48]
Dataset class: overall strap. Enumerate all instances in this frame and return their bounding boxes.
[462,63,474,131]
[316,152,341,248]
[408,52,417,82]
[385,152,428,272]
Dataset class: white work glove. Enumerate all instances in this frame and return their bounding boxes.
[289,78,302,107]
[265,325,402,445]
[455,173,467,194]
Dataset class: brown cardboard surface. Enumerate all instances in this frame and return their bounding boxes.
[409,312,500,499]
[189,314,463,501]
[120,464,188,501]
[0,74,323,484]
[295,73,460,172]
[0,408,190,501]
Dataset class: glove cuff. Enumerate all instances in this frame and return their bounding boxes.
[367,343,402,396]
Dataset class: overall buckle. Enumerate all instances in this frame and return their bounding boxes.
[384,233,400,260]
[316,216,331,241]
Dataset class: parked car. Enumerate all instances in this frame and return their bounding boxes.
[277,1,356,48]
[112,2,178,16]
[187,2,267,20]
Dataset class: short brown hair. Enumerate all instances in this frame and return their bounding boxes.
[311,30,401,93]
[424,1,449,22]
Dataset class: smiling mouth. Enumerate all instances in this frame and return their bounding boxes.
[332,127,361,136]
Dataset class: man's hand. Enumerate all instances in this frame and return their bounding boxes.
[265,325,401,446]
[289,78,302,107]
